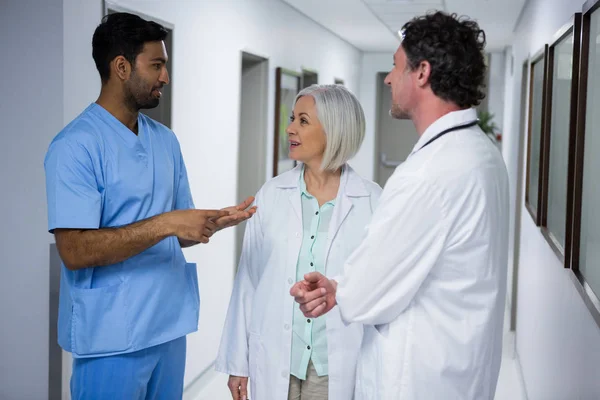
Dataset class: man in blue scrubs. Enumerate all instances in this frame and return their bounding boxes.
[44,12,255,399]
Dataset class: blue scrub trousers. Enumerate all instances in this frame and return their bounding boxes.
[71,336,186,400]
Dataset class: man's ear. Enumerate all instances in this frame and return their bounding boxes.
[416,60,431,87]
[112,56,132,81]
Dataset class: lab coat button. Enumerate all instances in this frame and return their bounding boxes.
[281,371,287,378]
[288,278,293,284]
[284,324,290,330]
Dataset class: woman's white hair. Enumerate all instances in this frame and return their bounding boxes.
[294,84,366,171]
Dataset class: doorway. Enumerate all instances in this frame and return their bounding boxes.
[374,72,419,188]
[302,69,318,89]
[235,52,269,267]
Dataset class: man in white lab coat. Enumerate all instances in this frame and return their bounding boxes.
[291,11,509,400]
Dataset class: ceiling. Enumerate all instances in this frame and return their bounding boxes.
[280,0,528,52]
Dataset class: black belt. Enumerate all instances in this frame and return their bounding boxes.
[418,120,479,151]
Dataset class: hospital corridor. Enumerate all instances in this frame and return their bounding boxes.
[2,0,600,399]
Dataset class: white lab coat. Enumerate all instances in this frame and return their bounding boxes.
[215,164,382,400]
[336,108,509,400]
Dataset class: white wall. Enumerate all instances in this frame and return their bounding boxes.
[63,0,362,391]
[488,51,506,132]
[63,0,102,124]
[0,0,64,398]
[354,52,394,181]
[503,0,600,398]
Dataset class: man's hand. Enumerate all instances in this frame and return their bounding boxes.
[290,272,338,318]
[227,375,249,400]
[166,209,228,244]
[53,209,227,270]
[212,196,258,232]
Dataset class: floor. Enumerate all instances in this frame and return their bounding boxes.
[494,322,527,400]
[194,311,527,400]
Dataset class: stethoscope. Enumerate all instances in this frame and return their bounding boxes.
[416,120,479,152]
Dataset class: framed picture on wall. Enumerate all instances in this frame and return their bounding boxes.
[334,78,345,85]
[540,13,582,265]
[568,0,600,326]
[525,45,549,226]
[301,68,318,89]
[273,67,301,176]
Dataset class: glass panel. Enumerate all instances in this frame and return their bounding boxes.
[277,72,300,175]
[528,58,545,215]
[546,32,574,250]
[580,10,600,297]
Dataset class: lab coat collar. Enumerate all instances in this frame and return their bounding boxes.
[410,108,478,156]
[275,164,370,198]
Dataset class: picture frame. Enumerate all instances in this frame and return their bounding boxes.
[301,68,318,89]
[273,67,301,176]
[540,13,582,264]
[567,0,600,327]
[525,46,549,226]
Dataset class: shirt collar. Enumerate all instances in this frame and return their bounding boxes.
[276,164,370,197]
[410,108,478,156]
[299,165,311,198]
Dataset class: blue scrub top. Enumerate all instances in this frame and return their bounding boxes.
[44,103,199,358]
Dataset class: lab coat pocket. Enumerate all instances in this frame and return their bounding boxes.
[71,281,131,356]
[185,262,200,310]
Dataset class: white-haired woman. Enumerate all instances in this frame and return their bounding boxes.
[215,84,381,400]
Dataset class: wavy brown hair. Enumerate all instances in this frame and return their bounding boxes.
[401,11,487,108]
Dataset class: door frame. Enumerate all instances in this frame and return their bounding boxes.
[103,1,174,29]
[235,50,269,270]
[511,60,531,331]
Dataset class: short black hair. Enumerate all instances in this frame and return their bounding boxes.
[92,12,168,83]
[401,11,487,108]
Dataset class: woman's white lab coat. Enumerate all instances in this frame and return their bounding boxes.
[215,164,381,400]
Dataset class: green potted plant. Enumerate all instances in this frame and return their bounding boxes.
[477,110,499,142]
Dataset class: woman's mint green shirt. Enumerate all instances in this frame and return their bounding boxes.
[290,168,335,380]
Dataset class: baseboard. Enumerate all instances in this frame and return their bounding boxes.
[182,360,219,400]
